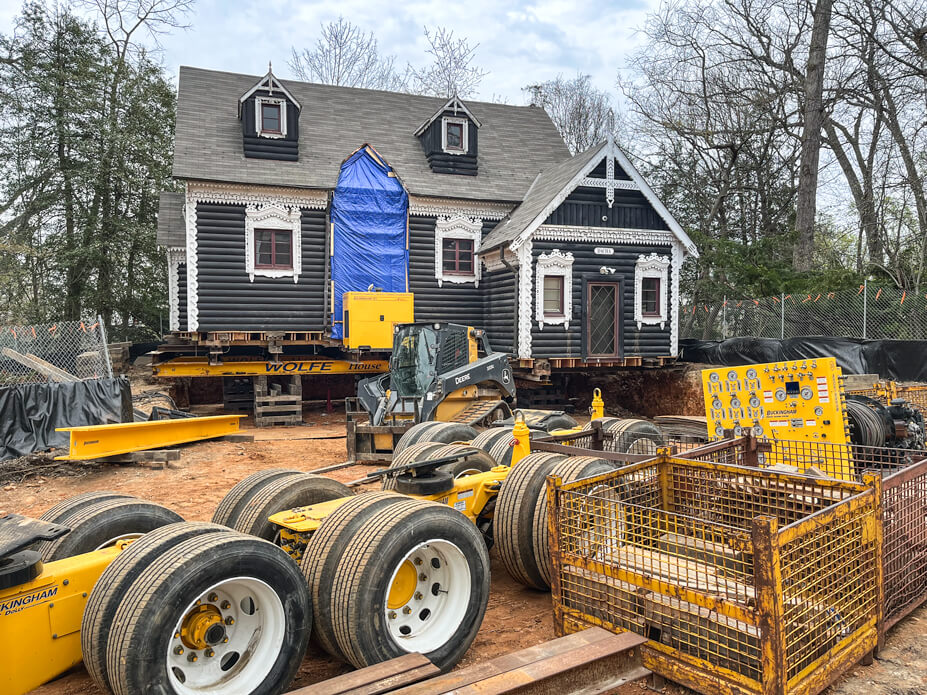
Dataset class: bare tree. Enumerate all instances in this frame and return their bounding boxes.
[289,17,407,91]
[793,0,834,271]
[408,27,487,98]
[524,74,617,154]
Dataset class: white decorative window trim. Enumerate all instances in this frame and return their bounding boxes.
[435,215,482,287]
[255,96,287,139]
[634,253,670,329]
[533,225,676,247]
[245,205,302,282]
[184,192,199,331]
[186,182,328,210]
[535,249,573,330]
[441,116,468,154]
[517,241,533,359]
[409,196,511,220]
[166,247,185,331]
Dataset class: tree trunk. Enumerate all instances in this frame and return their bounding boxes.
[793,0,834,270]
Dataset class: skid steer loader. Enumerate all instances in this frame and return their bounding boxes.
[347,322,518,461]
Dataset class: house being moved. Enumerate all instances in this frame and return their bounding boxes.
[157,65,697,379]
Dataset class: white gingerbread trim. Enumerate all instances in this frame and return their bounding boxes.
[409,196,511,220]
[441,116,469,154]
[245,205,302,282]
[535,225,676,247]
[166,247,184,331]
[670,242,683,356]
[579,153,639,208]
[255,96,287,139]
[435,215,482,287]
[184,191,199,331]
[186,182,328,210]
[535,249,574,331]
[414,96,483,134]
[634,253,670,329]
[516,240,533,359]
[239,65,301,110]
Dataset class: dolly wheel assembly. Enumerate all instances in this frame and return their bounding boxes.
[104,533,310,695]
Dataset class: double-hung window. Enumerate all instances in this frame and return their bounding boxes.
[442,238,474,275]
[254,228,293,270]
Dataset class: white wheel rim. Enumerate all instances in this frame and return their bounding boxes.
[384,539,470,653]
[453,468,483,479]
[166,577,285,694]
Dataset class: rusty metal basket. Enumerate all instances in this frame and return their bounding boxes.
[548,453,881,695]
[683,436,927,637]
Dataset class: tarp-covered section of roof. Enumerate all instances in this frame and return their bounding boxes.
[330,146,409,339]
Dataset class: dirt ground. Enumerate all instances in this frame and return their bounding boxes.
[4,403,927,695]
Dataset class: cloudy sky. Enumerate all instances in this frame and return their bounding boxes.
[0,0,660,104]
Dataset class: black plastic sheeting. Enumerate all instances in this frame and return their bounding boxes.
[680,337,927,381]
[0,377,132,461]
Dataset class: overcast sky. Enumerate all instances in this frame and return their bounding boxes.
[0,0,660,104]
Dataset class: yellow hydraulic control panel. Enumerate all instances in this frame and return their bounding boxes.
[343,292,414,350]
[702,357,849,445]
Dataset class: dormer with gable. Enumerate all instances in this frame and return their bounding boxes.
[238,65,301,161]
[414,96,481,176]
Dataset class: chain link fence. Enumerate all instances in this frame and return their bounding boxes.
[0,317,113,386]
[682,282,927,340]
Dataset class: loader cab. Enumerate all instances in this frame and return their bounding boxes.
[389,323,477,399]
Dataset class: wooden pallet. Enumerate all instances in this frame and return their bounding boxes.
[254,375,303,427]
[287,628,648,695]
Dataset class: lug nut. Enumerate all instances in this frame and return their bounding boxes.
[402,606,412,615]
[220,600,231,610]
[419,573,427,581]
[208,593,219,603]
[223,637,229,643]
[205,649,215,657]
[187,652,198,662]
[414,557,423,565]
[174,631,180,639]
[225,616,235,626]
[388,611,397,619]
[174,646,184,655]
[414,592,423,601]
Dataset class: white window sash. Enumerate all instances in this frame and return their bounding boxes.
[634,253,670,329]
[435,215,482,287]
[245,205,302,282]
[256,96,287,139]
[441,116,468,154]
[535,249,574,330]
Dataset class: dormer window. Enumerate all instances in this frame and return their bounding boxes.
[256,97,286,138]
[442,117,468,154]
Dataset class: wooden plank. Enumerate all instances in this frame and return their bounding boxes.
[287,654,438,695]
[1,347,79,382]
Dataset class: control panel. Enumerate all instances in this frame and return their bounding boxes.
[702,358,849,445]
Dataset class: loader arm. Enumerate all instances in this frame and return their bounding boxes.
[419,353,515,422]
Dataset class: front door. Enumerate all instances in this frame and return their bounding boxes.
[586,282,621,357]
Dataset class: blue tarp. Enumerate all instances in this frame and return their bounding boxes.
[330,147,409,338]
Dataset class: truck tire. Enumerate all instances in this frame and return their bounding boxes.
[394,422,444,454]
[429,444,496,479]
[494,452,567,590]
[231,473,353,541]
[607,419,664,454]
[470,428,516,466]
[381,442,446,490]
[82,522,232,692]
[36,498,183,562]
[395,470,455,496]
[39,491,134,524]
[330,500,490,671]
[212,469,299,528]
[106,533,310,695]
[303,492,410,659]
[581,417,622,432]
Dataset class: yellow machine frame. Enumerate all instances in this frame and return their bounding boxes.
[0,543,129,695]
[152,357,389,378]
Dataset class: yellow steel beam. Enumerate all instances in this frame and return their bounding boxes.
[55,415,245,460]
[152,357,388,378]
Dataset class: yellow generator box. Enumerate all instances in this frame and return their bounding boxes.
[702,357,849,445]
[343,292,414,350]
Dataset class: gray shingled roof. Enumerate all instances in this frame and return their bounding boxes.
[480,142,607,251]
[157,192,185,247]
[173,66,571,202]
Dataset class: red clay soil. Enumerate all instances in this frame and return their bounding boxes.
[5,409,924,695]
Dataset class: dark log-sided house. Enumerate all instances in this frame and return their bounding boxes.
[157,66,698,373]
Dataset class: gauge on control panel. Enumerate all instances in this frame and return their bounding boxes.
[734,425,743,436]
[727,370,738,381]
[712,399,723,410]
[730,397,741,408]
[746,368,758,380]
[775,389,787,402]
[753,425,764,437]
[749,396,760,408]
[814,406,824,416]
[709,372,720,383]
[715,425,725,437]
[801,386,814,400]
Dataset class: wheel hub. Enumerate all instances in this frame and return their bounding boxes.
[180,605,224,650]
[387,561,418,609]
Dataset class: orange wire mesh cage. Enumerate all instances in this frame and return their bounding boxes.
[548,454,881,695]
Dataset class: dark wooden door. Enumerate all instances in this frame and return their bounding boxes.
[586,282,620,357]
